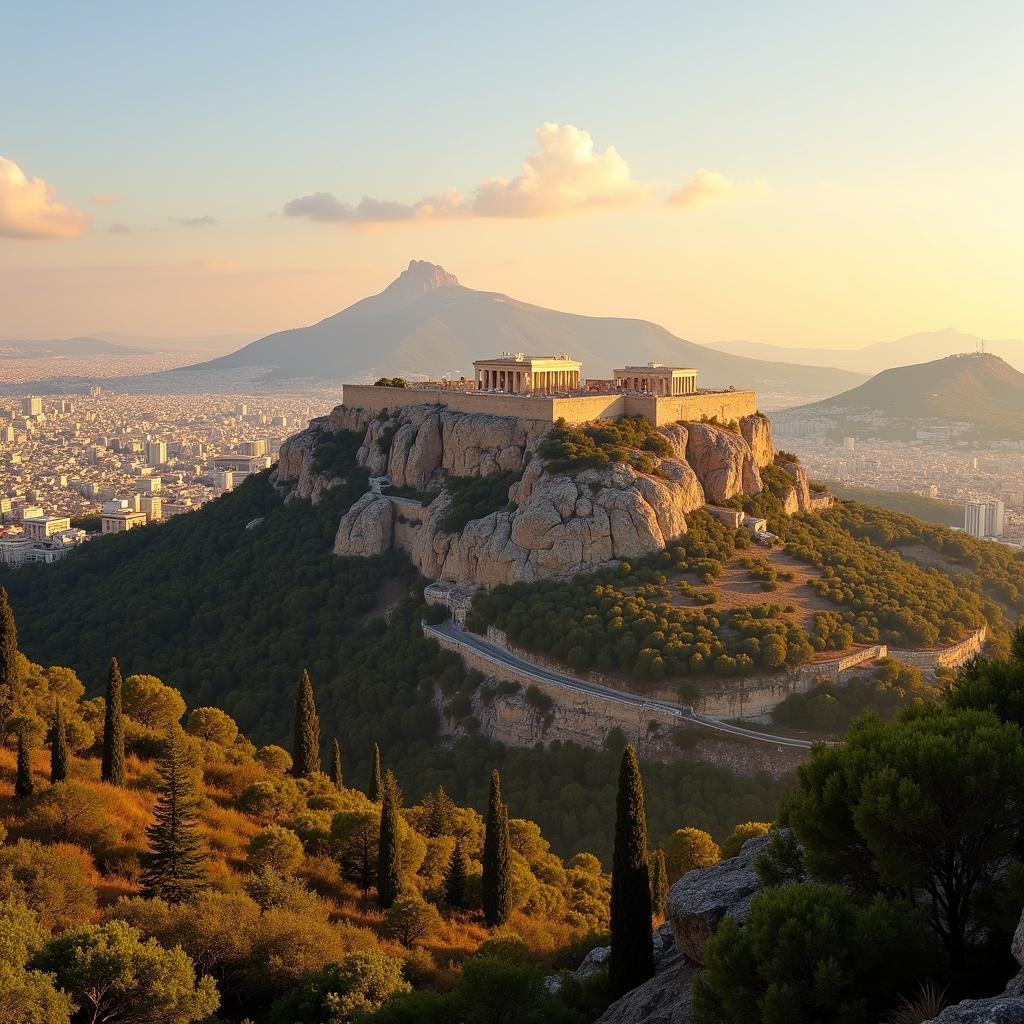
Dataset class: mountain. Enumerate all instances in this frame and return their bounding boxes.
[707,328,1024,374]
[91,330,259,354]
[130,261,866,408]
[0,336,146,357]
[776,352,1024,438]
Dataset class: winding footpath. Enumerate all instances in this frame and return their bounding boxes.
[423,620,816,751]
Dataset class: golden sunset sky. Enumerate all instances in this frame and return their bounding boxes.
[2,1,1021,348]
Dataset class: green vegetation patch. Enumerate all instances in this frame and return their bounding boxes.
[438,471,522,533]
[538,415,672,474]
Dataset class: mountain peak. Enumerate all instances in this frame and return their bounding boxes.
[384,260,460,299]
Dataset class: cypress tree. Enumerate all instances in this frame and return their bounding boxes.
[101,657,125,786]
[445,836,468,909]
[369,742,383,801]
[50,702,70,784]
[140,726,208,902]
[0,586,21,734]
[376,770,401,908]
[291,669,321,778]
[481,769,512,927]
[330,738,343,790]
[609,744,654,998]
[14,728,32,799]
[649,848,669,919]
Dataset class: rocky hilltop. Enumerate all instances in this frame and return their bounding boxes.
[277,402,785,588]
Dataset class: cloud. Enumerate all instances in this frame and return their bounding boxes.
[666,169,768,210]
[172,215,218,227]
[284,123,650,226]
[0,156,90,239]
[106,223,131,234]
[90,193,119,205]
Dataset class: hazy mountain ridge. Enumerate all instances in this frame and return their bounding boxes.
[707,328,1024,374]
[130,261,867,407]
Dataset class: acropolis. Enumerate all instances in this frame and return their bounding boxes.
[343,353,757,427]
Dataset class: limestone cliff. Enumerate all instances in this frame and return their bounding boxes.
[278,402,791,588]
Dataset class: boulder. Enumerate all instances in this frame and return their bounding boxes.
[740,414,775,468]
[327,403,370,433]
[667,831,793,965]
[684,423,762,503]
[594,946,697,1024]
[333,493,394,557]
[276,424,322,485]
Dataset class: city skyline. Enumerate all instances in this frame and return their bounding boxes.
[2,1,1022,347]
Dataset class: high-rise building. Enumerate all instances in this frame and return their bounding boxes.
[843,436,856,451]
[21,396,42,417]
[964,500,989,538]
[141,495,163,522]
[145,441,167,466]
[240,439,268,457]
[987,498,1005,538]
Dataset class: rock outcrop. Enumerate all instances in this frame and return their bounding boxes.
[668,831,796,965]
[780,460,812,514]
[740,413,775,468]
[332,493,394,557]
[685,422,763,503]
[279,401,794,588]
[403,455,705,587]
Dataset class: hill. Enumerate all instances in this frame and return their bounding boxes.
[0,336,145,357]
[707,328,1024,374]
[823,482,963,528]
[0,469,780,862]
[774,352,1024,439]
[127,261,865,408]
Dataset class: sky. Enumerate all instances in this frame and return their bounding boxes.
[2,0,1022,348]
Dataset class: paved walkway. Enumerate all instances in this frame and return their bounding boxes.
[424,620,816,751]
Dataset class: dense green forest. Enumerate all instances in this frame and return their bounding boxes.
[0,452,779,861]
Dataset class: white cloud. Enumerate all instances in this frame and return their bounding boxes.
[284,123,650,226]
[666,169,768,210]
[0,157,89,239]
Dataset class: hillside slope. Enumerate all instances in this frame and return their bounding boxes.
[777,353,1024,438]
[132,261,865,408]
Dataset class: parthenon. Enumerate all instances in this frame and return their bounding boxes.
[472,353,581,394]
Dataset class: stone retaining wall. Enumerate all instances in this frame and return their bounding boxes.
[431,636,805,779]
[485,626,887,720]
[889,626,987,669]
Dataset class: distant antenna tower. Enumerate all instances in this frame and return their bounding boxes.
[977,339,986,354]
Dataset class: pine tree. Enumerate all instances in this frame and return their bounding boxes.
[649,848,669,919]
[369,742,383,801]
[481,769,512,927]
[50,702,70,784]
[376,770,401,908]
[291,669,321,778]
[140,726,208,903]
[101,657,125,786]
[445,836,468,909]
[330,738,343,790]
[609,744,654,998]
[0,586,21,734]
[425,785,456,837]
[14,728,32,799]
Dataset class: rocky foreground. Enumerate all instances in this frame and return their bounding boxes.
[276,401,816,588]
[586,833,1024,1024]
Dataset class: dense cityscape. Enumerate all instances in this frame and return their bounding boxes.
[0,390,335,565]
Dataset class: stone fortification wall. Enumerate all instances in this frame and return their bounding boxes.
[485,625,886,721]
[889,626,987,670]
[432,630,804,779]
[341,384,757,428]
